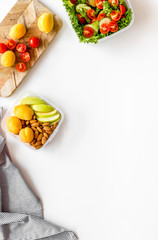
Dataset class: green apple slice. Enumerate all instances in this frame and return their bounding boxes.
[35,110,57,118]
[37,113,61,123]
[31,104,54,113]
[21,96,46,105]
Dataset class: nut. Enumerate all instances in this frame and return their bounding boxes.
[31,122,39,128]
[42,122,50,126]
[44,133,49,138]
[37,127,42,133]
[30,120,37,124]
[37,133,43,141]
[35,145,43,149]
[26,120,30,125]
[42,137,47,145]
[43,126,51,131]
[46,130,53,135]
[32,126,37,131]
[30,139,36,146]
[35,131,39,139]
[35,141,42,146]
[33,115,36,120]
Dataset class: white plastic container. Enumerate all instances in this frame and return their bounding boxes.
[1,91,64,151]
[63,0,135,43]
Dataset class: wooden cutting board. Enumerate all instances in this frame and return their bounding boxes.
[0,0,63,97]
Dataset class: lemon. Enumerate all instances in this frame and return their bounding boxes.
[9,23,26,40]
[1,51,16,67]
[38,13,54,33]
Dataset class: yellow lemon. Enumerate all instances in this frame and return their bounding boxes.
[1,51,15,67]
[7,116,22,134]
[14,105,34,120]
[9,23,26,39]
[19,127,34,143]
[38,13,54,33]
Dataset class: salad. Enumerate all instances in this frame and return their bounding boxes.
[62,0,133,43]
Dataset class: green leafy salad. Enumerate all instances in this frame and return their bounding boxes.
[62,0,133,43]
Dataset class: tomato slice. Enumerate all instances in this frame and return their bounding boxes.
[16,44,27,53]
[29,37,40,48]
[0,43,8,53]
[87,9,96,19]
[97,13,107,21]
[70,0,77,4]
[109,21,118,32]
[91,17,97,23]
[119,4,126,15]
[110,10,121,21]
[6,39,16,50]
[78,14,86,24]
[108,0,119,6]
[100,23,110,34]
[96,0,105,9]
[21,52,30,62]
[16,63,26,72]
[83,26,94,38]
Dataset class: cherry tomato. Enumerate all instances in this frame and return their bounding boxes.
[96,0,105,9]
[6,39,16,50]
[21,52,30,62]
[100,23,110,34]
[16,44,27,53]
[16,63,26,72]
[120,4,126,15]
[97,13,107,21]
[108,0,119,6]
[70,0,77,4]
[83,26,94,38]
[78,14,86,24]
[29,37,40,48]
[110,10,121,21]
[0,43,8,53]
[87,9,96,19]
[109,21,118,32]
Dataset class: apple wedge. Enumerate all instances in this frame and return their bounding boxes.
[31,104,54,113]
[37,113,61,123]
[21,96,46,105]
[35,110,57,118]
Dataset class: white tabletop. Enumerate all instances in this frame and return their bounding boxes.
[1,0,158,239]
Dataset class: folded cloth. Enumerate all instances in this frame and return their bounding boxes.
[0,108,77,240]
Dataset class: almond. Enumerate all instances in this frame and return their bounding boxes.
[31,127,37,131]
[30,139,36,146]
[35,131,39,139]
[35,141,42,146]
[31,122,39,128]
[44,133,49,138]
[37,127,42,133]
[35,145,43,149]
[42,122,50,126]
[46,130,53,135]
[37,133,43,141]
[26,120,30,125]
[43,126,51,131]
[33,115,36,120]
[42,137,47,145]
[30,120,37,124]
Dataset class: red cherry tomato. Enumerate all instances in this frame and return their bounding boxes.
[97,13,107,21]
[108,0,119,6]
[29,37,40,48]
[0,43,8,53]
[77,14,86,24]
[100,23,110,34]
[87,9,96,19]
[16,63,26,72]
[6,39,16,50]
[21,52,30,62]
[109,21,118,32]
[110,10,121,21]
[83,26,94,38]
[119,4,126,15]
[70,0,77,4]
[96,0,105,9]
[16,44,27,53]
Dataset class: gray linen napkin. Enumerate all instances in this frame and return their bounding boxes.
[0,107,77,240]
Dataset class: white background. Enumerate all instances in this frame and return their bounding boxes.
[1,0,158,239]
